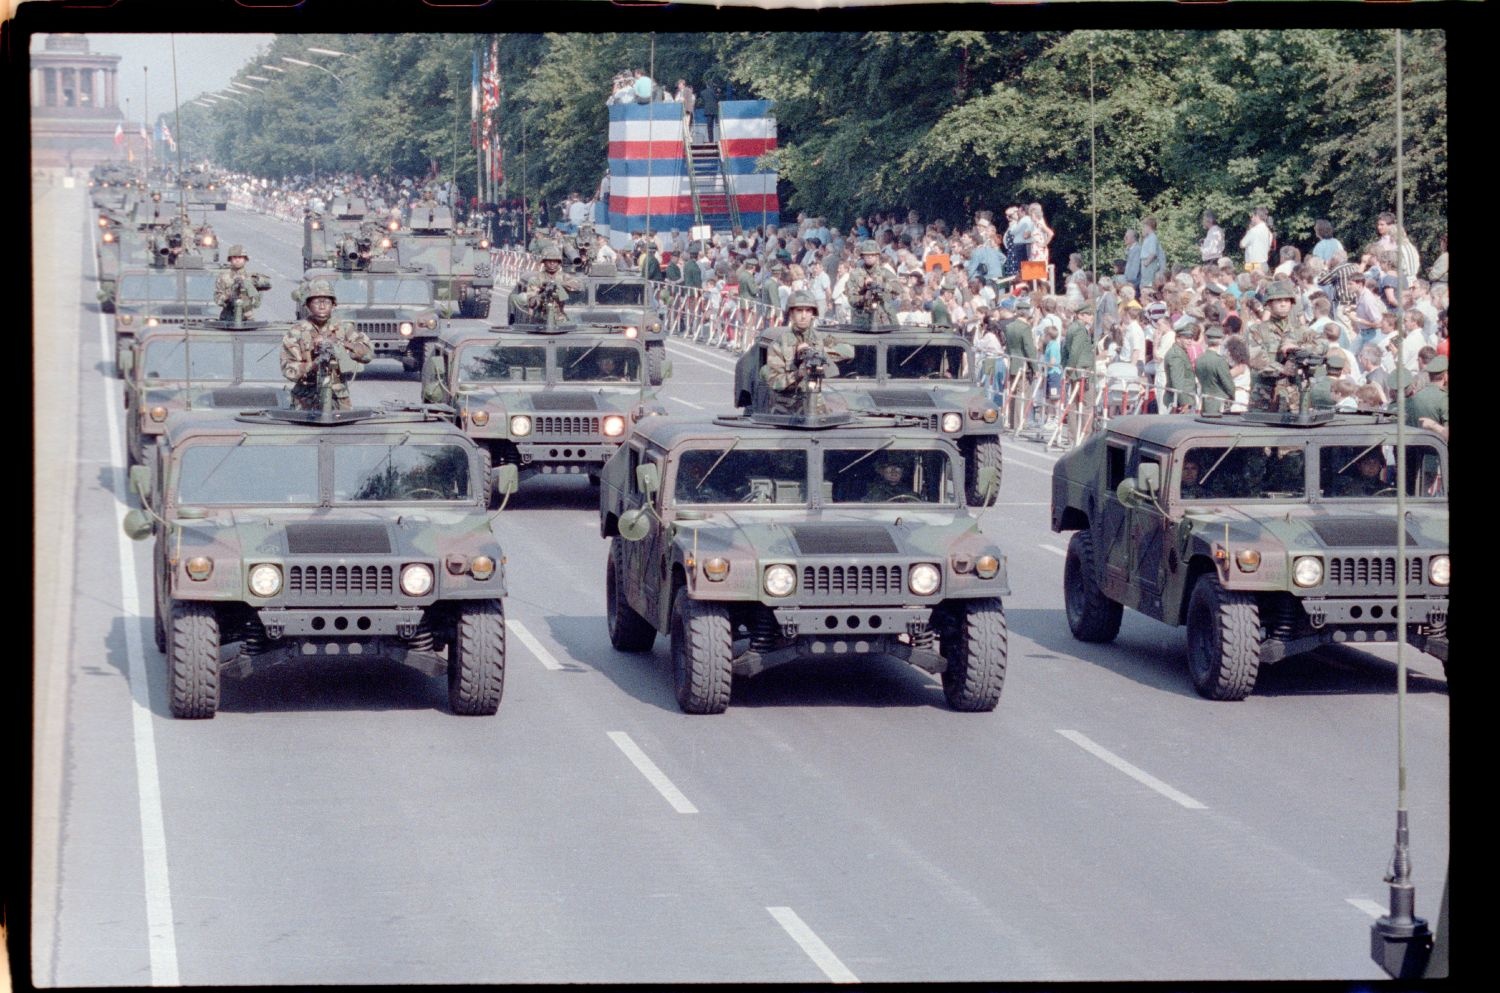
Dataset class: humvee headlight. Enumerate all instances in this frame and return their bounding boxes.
[603,415,626,438]
[388,220,400,231]
[248,563,282,597]
[380,237,392,249]
[510,415,532,437]
[909,563,941,596]
[310,220,322,230]
[763,564,796,597]
[1293,556,1324,588]
[102,231,116,244]
[941,412,963,433]
[98,216,109,227]
[399,322,415,337]
[703,557,730,581]
[471,555,496,580]
[479,239,490,249]
[184,556,214,581]
[623,326,638,339]
[1234,549,1262,573]
[975,555,1000,579]
[982,407,998,424]
[400,563,435,597]
[470,409,490,426]
[650,322,661,333]
[118,314,133,326]
[1429,555,1450,586]
[149,405,169,422]
[146,317,161,327]
[201,235,215,247]
[420,318,437,329]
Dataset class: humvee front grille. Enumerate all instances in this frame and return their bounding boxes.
[1324,556,1423,590]
[359,321,401,337]
[287,563,395,597]
[535,415,600,436]
[802,564,903,598]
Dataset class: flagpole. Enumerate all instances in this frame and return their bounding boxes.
[142,66,150,175]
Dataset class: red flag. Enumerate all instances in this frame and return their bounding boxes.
[113,122,124,146]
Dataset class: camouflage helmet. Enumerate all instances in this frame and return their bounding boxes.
[1264,279,1297,303]
[859,239,882,255]
[539,245,564,262]
[786,290,820,315]
[226,244,248,259]
[303,278,337,304]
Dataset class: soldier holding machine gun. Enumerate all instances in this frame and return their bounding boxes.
[280,279,373,412]
[520,246,582,325]
[846,239,903,327]
[760,290,854,415]
[213,244,272,322]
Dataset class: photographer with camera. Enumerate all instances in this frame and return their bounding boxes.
[213,244,271,321]
[760,291,854,415]
[280,279,373,412]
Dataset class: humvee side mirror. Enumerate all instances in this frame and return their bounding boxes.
[493,464,519,496]
[617,507,651,542]
[121,509,152,541]
[635,462,660,497]
[1136,462,1161,495]
[1115,478,1139,506]
[976,466,1000,503]
[129,465,151,499]
[117,350,134,376]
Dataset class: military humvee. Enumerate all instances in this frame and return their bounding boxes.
[119,321,295,467]
[1051,411,1450,699]
[598,407,1010,714]
[95,221,151,314]
[734,322,1003,505]
[505,259,667,386]
[395,204,494,318]
[297,259,440,373]
[302,196,385,270]
[421,319,661,491]
[121,406,520,718]
[178,168,228,211]
[111,261,220,376]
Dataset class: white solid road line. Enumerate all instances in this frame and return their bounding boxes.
[504,618,565,670]
[1056,730,1208,810]
[1040,544,1067,557]
[767,906,860,983]
[94,223,182,986]
[667,341,738,373]
[668,395,706,410]
[606,731,699,814]
[1347,898,1390,919]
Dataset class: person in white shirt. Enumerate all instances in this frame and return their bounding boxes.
[1200,209,1225,263]
[1239,207,1271,271]
[567,195,588,232]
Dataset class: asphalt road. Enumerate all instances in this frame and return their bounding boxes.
[32,183,1450,985]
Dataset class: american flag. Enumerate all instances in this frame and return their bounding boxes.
[481,38,502,185]
[159,122,176,151]
[113,122,124,146]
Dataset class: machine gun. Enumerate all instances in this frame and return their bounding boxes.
[795,347,829,418]
[1252,344,1326,417]
[313,336,358,416]
[336,234,375,269]
[529,278,568,326]
[222,272,274,323]
[854,271,895,325]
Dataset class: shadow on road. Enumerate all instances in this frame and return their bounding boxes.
[1006,607,1448,700]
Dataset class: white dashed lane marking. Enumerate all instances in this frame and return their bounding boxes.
[607,731,699,814]
[767,906,859,983]
[1057,730,1207,810]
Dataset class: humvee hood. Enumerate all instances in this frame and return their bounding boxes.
[680,512,980,559]
[1180,504,1449,550]
[183,511,487,559]
[145,384,288,410]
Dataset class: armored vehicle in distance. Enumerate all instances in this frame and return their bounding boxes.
[395,203,494,318]
[111,260,220,376]
[119,320,295,467]
[598,406,1010,714]
[421,319,659,490]
[735,321,1002,504]
[297,258,440,373]
[303,195,383,270]
[178,167,228,211]
[1051,411,1449,699]
[121,406,519,718]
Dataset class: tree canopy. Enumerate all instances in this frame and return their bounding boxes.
[181,29,1446,268]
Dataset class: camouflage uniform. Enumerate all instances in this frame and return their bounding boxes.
[1248,281,1320,412]
[281,281,374,411]
[520,248,583,323]
[847,242,903,326]
[761,294,854,415]
[214,244,261,320]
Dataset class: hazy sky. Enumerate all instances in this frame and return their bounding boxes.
[33,33,276,123]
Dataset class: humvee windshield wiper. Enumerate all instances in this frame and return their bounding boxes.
[898,339,930,368]
[197,433,248,491]
[697,436,740,492]
[1338,441,1384,475]
[568,341,601,369]
[1199,433,1242,486]
[835,438,896,475]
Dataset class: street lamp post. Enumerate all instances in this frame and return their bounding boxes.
[281,56,343,85]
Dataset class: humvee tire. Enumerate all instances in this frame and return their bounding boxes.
[940,597,1007,712]
[169,602,220,719]
[670,589,732,714]
[1186,575,1261,701]
[607,539,656,652]
[1065,531,1123,643]
[153,586,166,654]
[645,342,666,387]
[449,599,506,715]
[962,436,1003,506]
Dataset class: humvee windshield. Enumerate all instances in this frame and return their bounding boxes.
[1180,445,1306,500]
[558,344,641,383]
[675,447,809,505]
[243,341,286,381]
[369,278,435,306]
[458,343,547,383]
[333,444,472,501]
[1318,443,1445,499]
[824,448,955,504]
[840,344,879,379]
[142,340,237,381]
[886,343,970,380]
[593,281,646,306]
[118,272,217,302]
[177,444,320,505]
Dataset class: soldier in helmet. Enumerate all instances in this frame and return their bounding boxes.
[521,245,582,324]
[213,244,265,321]
[1248,279,1321,411]
[846,239,902,326]
[760,290,854,414]
[280,279,374,411]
